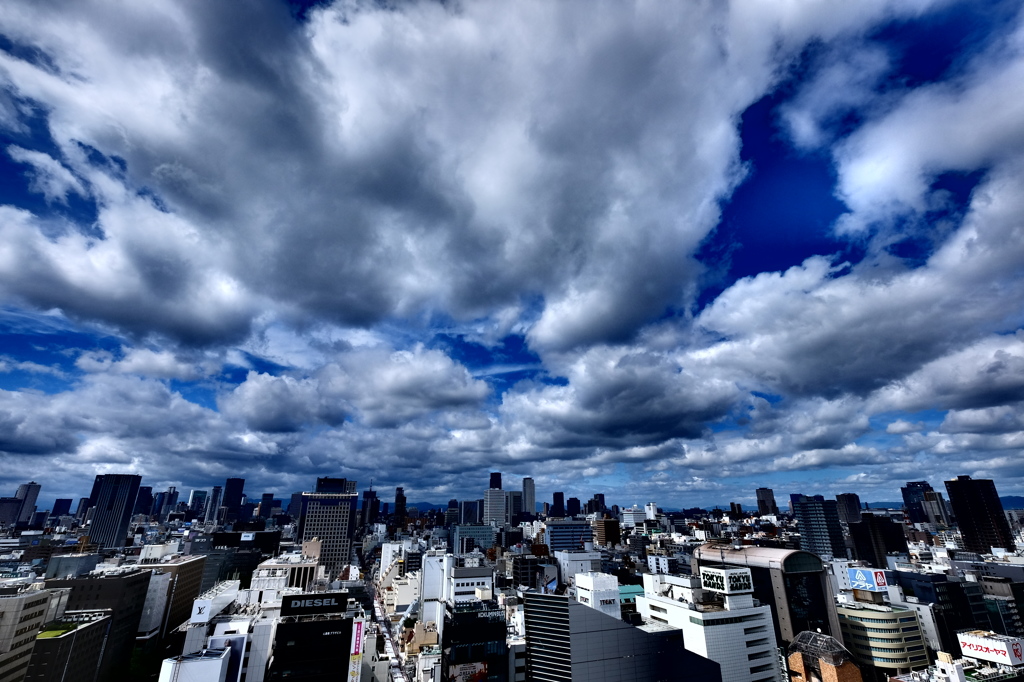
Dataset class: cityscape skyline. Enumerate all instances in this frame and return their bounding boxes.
[2,1,1024,509]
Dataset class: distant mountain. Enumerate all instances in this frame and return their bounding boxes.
[864,502,904,509]
[1001,496,1024,509]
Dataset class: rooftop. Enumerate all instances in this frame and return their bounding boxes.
[36,622,79,639]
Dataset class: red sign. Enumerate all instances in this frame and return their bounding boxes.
[874,571,887,587]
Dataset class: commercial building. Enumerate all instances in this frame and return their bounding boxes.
[14,483,40,527]
[849,513,908,569]
[901,481,934,525]
[637,567,782,682]
[693,544,841,646]
[441,599,509,682]
[593,518,621,548]
[523,591,721,681]
[86,474,141,549]
[945,476,1015,554]
[544,520,593,552]
[484,489,508,527]
[836,493,862,524]
[836,597,929,676]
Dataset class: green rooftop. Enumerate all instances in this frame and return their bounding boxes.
[36,622,79,639]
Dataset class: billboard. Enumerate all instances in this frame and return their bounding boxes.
[447,662,488,682]
[959,632,1024,666]
[701,567,753,594]
[281,593,347,616]
[348,618,364,679]
[847,568,892,592]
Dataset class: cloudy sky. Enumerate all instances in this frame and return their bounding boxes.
[2,0,1024,511]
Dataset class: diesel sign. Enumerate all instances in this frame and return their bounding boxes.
[281,593,347,616]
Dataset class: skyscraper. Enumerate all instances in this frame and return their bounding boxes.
[299,490,358,578]
[551,492,565,518]
[901,481,933,525]
[205,485,222,523]
[51,498,72,518]
[393,487,407,522]
[188,489,208,516]
[360,488,380,527]
[755,488,779,516]
[849,512,908,568]
[87,474,142,549]
[792,494,846,559]
[15,481,41,525]
[223,477,245,520]
[522,477,536,517]
[134,486,154,515]
[566,497,581,517]
[484,488,508,526]
[945,475,1015,553]
[835,493,861,524]
[489,472,502,490]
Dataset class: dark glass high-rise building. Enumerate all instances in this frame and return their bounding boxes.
[566,497,581,517]
[551,492,565,518]
[755,487,779,516]
[87,474,142,549]
[52,498,72,518]
[489,472,502,490]
[901,481,933,525]
[945,475,1015,553]
[361,488,380,527]
[849,512,908,568]
[223,477,245,520]
[835,493,862,524]
[15,481,41,525]
[133,486,153,515]
[393,487,407,521]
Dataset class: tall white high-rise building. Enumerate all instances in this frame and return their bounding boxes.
[483,489,508,526]
[644,502,658,520]
[522,477,535,517]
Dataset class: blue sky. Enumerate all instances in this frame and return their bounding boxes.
[2,0,1024,512]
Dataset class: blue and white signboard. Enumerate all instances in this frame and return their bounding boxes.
[848,568,893,592]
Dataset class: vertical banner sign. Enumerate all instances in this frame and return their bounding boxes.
[348,618,364,678]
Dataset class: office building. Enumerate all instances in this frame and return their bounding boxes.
[25,610,111,682]
[299,491,358,578]
[458,500,480,525]
[204,486,222,524]
[593,518,621,548]
[489,472,502,490]
[575,572,621,620]
[484,489,508,527]
[901,481,934,525]
[266,596,365,681]
[222,477,245,521]
[849,513,908,569]
[550,492,565,518]
[921,490,952,527]
[566,497,581,517]
[792,494,847,559]
[86,474,141,549]
[523,592,721,681]
[756,488,779,517]
[441,600,509,682]
[0,589,52,682]
[393,487,407,522]
[787,631,863,682]
[637,567,782,682]
[133,486,153,516]
[360,488,379,527]
[0,498,21,528]
[14,482,41,526]
[544,520,593,552]
[451,525,496,554]
[693,544,841,646]
[836,493,862,524]
[46,568,152,680]
[51,499,72,519]
[522,477,535,517]
[188,489,207,517]
[945,475,1015,553]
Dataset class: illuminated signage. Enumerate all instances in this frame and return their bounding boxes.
[959,632,1024,666]
[348,619,364,679]
[847,569,892,592]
